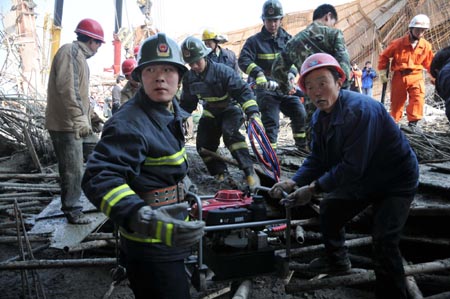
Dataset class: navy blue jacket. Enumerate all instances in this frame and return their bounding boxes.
[238,26,296,81]
[82,88,190,261]
[436,59,450,122]
[292,90,418,198]
[207,46,240,74]
[181,59,258,115]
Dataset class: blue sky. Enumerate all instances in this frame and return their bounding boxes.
[1,0,353,75]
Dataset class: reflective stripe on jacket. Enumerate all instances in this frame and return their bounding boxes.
[238,26,295,82]
[82,89,189,251]
[180,60,258,116]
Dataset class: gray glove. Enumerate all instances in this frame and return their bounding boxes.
[288,72,297,90]
[268,179,296,199]
[73,114,92,139]
[263,80,279,91]
[128,203,205,248]
[279,185,312,208]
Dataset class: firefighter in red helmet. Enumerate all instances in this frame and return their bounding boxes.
[45,18,105,224]
[120,58,140,105]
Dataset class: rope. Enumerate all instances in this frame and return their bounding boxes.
[247,118,281,182]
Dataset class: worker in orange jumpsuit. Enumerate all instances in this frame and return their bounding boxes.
[378,14,434,127]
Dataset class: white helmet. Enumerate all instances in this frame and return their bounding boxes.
[409,14,430,29]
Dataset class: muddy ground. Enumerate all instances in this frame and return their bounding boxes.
[0,116,448,299]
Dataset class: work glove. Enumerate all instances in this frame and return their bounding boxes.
[268,179,296,199]
[264,80,279,91]
[128,203,205,248]
[90,112,104,133]
[246,111,263,126]
[288,72,297,92]
[280,185,312,208]
[379,71,388,84]
[72,115,92,139]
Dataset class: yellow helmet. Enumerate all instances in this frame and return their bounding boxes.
[202,29,218,41]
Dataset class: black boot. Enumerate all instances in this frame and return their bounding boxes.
[308,255,351,274]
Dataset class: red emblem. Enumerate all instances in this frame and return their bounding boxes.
[157,43,170,57]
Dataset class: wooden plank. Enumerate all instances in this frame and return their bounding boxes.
[29,195,107,250]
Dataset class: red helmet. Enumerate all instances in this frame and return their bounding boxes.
[122,58,137,76]
[298,53,346,92]
[75,18,105,43]
[133,45,140,57]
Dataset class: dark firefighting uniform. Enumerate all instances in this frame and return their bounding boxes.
[292,90,419,299]
[180,59,258,176]
[238,26,306,150]
[82,89,192,298]
[207,45,240,74]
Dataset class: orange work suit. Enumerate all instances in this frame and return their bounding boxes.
[378,34,434,122]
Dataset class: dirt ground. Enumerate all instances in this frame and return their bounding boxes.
[0,120,377,299]
[2,115,447,299]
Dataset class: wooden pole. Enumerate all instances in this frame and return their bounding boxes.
[423,291,450,299]
[232,280,252,299]
[285,258,450,293]
[276,236,373,258]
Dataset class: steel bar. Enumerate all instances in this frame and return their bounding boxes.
[0,192,43,199]
[0,173,59,180]
[0,200,41,211]
[0,258,116,270]
[0,197,53,202]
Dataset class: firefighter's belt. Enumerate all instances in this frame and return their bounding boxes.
[205,101,229,109]
[398,69,418,76]
[138,184,184,207]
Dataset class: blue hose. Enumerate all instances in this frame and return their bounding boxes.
[247,118,281,182]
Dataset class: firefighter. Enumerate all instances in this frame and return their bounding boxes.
[180,36,261,190]
[120,58,140,105]
[82,33,205,299]
[238,0,307,152]
[269,53,419,299]
[45,18,104,224]
[202,28,240,74]
[378,14,434,127]
[111,75,125,114]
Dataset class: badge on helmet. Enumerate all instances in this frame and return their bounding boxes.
[181,36,212,64]
[261,0,283,20]
[131,33,187,82]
